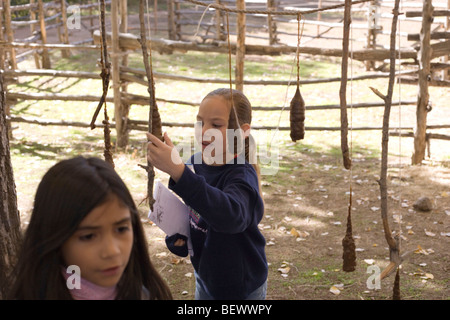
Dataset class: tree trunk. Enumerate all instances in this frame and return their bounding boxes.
[0,70,22,300]
[412,0,433,164]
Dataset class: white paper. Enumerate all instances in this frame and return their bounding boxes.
[148,181,192,254]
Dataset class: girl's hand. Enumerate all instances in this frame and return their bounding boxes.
[147,132,185,182]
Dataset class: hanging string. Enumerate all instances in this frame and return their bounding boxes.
[397,0,403,248]
[225,11,240,129]
[394,0,404,299]
[296,13,301,86]
[289,13,306,142]
[194,4,214,39]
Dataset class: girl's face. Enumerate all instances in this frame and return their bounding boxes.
[196,96,231,165]
[61,194,133,288]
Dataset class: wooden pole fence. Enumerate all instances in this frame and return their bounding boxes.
[8,114,450,138]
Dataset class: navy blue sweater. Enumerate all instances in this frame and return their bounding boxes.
[167,154,268,300]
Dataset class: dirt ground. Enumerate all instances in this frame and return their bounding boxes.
[8,1,449,300]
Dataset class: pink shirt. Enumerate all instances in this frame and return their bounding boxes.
[62,269,117,300]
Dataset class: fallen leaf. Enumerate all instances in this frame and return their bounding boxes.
[290,228,300,238]
[371,206,380,212]
[329,286,340,295]
[414,245,434,255]
[414,245,428,255]
[424,229,436,237]
[364,259,375,265]
[424,273,434,280]
[184,272,193,278]
[278,266,290,274]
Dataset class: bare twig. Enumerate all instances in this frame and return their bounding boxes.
[138,0,163,209]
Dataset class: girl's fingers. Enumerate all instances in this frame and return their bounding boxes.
[163,132,174,147]
[146,132,164,147]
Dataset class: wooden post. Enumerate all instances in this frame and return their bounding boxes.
[235,0,246,92]
[317,0,322,36]
[29,0,41,68]
[60,0,70,58]
[0,2,5,70]
[412,0,433,165]
[120,0,128,74]
[167,0,176,40]
[267,0,277,45]
[154,0,158,32]
[38,0,51,68]
[215,0,225,41]
[3,0,17,69]
[340,0,352,170]
[365,0,379,70]
[89,2,94,39]
[442,0,450,80]
[111,0,127,148]
[175,1,181,40]
[120,0,130,115]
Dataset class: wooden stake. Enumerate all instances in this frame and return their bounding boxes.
[38,0,51,68]
[377,0,403,291]
[138,0,163,210]
[60,0,70,58]
[3,0,17,69]
[412,0,433,164]
[339,0,352,169]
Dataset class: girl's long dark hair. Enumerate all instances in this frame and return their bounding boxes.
[7,156,172,300]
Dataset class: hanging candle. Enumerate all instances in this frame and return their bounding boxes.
[289,85,305,142]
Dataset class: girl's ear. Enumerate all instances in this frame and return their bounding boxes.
[240,123,251,138]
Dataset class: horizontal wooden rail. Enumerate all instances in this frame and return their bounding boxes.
[10,115,450,135]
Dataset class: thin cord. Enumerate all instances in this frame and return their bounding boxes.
[270,16,304,147]
[397,0,403,249]
[146,0,151,38]
[349,4,353,200]
[194,4,213,39]
[225,12,239,128]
